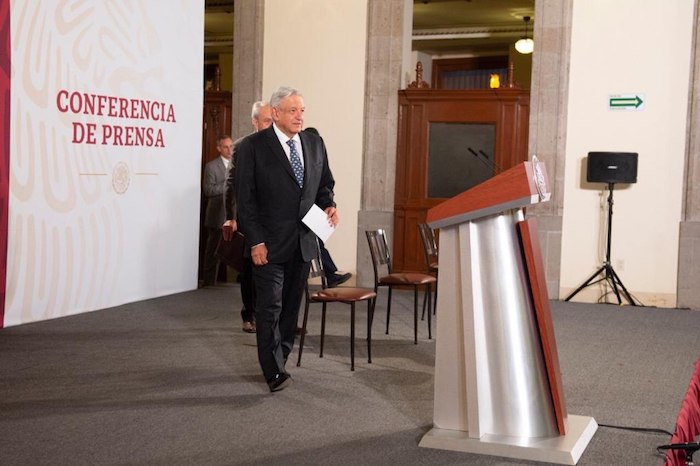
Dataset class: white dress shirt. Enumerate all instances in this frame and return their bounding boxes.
[272,123,304,168]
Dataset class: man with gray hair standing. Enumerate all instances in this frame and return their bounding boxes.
[222,101,273,334]
[235,87,338,392]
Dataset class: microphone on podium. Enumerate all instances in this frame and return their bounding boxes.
[467,147,499,175]
[479,150,504,174]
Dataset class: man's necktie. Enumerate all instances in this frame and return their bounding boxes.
[286,139,304,188]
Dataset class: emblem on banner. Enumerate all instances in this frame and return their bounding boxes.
[112,162,131,194]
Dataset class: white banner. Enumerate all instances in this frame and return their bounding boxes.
[6,0,204,326]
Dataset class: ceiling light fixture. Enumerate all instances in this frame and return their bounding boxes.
[515,16,534,55]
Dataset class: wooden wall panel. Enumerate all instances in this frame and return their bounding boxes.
[202,90,232,168]
[199,89,232,282]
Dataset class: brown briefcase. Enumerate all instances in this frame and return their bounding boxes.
[216,232,245,272]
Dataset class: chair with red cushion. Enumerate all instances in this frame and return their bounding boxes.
[296,243,376,371]
[365,229,434,344]
[418,222,439,319]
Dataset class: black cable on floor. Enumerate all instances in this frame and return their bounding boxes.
[598,423,679,462]
[598,422,673,436]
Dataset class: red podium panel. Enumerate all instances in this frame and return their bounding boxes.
[518,217,567,434]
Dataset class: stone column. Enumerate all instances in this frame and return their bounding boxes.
[356,0,407,287]
[527,0,573,297]
[232,0,264,141]
[677,0,700,308]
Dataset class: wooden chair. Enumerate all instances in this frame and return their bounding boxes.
[418,223,439,319]
[365,229,434,344]
[296,243,376,371]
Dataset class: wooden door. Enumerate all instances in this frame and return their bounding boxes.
[202,90,233,167]
[199,89,232,283]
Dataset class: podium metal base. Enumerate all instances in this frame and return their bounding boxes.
[419,415,598,465]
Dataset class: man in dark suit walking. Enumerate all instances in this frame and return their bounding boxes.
[202,135,233,287]
[222,101,273,334]
[235,86,338,392]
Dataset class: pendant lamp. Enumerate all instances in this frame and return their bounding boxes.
[515,16,534,54]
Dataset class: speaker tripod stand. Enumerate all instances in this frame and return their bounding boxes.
[565,182,638,306]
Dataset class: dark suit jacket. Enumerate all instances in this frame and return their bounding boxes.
[203,156,228,229]
[224,135,247,222]
[235,126,335,263]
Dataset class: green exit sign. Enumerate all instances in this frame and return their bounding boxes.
[609,94,645,111]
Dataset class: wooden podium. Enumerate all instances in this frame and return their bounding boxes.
[419,160,597,465]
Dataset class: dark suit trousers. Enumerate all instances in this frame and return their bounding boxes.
[239,257,255,322]
[203,227,221,285]
[319,239,337,275]
[252,248,310,381]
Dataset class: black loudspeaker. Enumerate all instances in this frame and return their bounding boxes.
[586,152,638,184]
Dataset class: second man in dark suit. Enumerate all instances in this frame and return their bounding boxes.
[222,101,273,333]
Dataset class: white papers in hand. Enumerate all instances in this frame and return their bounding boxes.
[301,204,336,242]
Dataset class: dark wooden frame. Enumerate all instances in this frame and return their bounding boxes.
[393,88,530,273]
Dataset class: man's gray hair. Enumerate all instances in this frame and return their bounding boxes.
[251,100,268,120]
[270,86,302,109]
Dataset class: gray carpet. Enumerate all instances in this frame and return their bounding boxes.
[1,283,698,465]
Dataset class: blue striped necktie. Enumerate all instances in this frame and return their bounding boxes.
[286,139,304,188]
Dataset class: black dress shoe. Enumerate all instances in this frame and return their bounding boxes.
[327,272,352,288]
[267,373,293,392]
